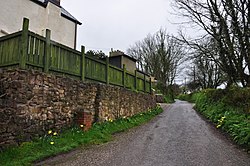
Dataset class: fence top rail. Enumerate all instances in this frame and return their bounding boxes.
[85,55,107,65]
[136,70,150,77]
[0,31,22,42]
[28,30,81,55]
[126,71,135,77]
[126,71,149,81]
[50,41,81,55]
[28,31,46,41]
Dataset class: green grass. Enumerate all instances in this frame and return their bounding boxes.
[0,106,163,166]
[177,93,198,103]
[164,95,175,103]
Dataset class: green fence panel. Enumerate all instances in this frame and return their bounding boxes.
[85,56,106,82]
[145,81,150,93]
[26,32,46,70]
[0,32,21,67]
[0,29,152,93]
[137,77,145,92]
[109,66,123,86]
[126,72,135,89]
[50,41,81,78]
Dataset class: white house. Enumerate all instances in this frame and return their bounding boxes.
[0,0,81,49]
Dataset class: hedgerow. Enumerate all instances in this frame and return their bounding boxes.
[180,88,250,150]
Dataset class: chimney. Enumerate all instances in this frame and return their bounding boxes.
[49,0,60,6]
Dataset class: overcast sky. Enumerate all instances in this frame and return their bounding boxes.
[61,0,184,55]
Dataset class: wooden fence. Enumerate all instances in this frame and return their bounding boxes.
[0,18,151,93]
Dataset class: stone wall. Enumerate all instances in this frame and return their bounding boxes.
[155,94,164,103]
[97,85,156,121]
[0,69,156,149]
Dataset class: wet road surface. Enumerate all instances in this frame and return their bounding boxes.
[37,101,250,166]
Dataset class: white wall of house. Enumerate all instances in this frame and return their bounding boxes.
[0,0,76,48]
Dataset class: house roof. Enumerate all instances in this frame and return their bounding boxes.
[110,53,137,62]
[61,7,81,25]
[32,0,82,25]
[109,50,137,62]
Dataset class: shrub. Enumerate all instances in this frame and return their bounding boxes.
[164,95,175,103]
[177,93,193,102]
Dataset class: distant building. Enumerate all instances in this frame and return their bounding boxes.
[109,50,137,73]
[0,0,81,49]
[108,50,151,81]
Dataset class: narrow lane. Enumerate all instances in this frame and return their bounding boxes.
[38,101,250,166]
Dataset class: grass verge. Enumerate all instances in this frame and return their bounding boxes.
[164,95,175,103]
[0,106,163,166]
[179,89,250,151]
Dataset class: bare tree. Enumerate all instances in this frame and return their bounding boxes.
[127,42,145,71]
[181,36,225,89]
[174,0,250,87]
[192,55,224,89]
[127,29,185,95]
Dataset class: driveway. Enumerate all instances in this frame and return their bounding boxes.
[37,100,250,166]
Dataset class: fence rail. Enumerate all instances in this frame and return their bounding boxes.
[0,18,151,93]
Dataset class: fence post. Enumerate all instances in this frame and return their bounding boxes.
[20,18,29,69]
[134,70,137,91]
[106,57,109,85]
[44,29,51,73]
[81,46,85,81]
[122,64,126,88]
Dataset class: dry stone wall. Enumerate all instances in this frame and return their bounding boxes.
[0,69,156,149]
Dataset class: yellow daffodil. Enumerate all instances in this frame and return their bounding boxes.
[53,132,57,136]
[48,130,52,135]
[50,141,55,145]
